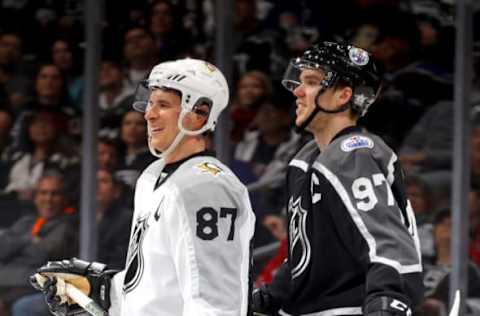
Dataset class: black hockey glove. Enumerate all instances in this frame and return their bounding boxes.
[29,258,118,316]
[363,296,412,316]
[251,285,281,316]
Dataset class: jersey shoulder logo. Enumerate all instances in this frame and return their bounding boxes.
[340,135,374,152]
[196,162,223,175]
[288,197,311,279]
[123,214,150,294]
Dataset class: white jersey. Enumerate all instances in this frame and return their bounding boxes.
[109,154,255,316]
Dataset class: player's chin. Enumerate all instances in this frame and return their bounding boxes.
[151,139,167,153]
[295,116,305,127]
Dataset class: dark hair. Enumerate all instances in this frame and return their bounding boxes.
[433,208,451,225]
[38,168,66,192]
[98,136,121,151]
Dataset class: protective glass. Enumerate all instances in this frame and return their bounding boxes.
[282,58,328,92]
[132,80,150,112]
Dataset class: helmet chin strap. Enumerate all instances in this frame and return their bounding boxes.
[147,110,208,173]
[147,126,186,174]
[295,86,350,133]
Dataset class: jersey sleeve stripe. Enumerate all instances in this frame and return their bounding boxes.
[279,306,363,316]
[289,159,309,172]
[312,161,422,274]
[386,152,397,185]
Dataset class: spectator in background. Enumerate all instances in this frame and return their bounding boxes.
[149,0,192,61]
[11,63,80,145]
[469,188,480,267]
[0,109,78,201]
[230,71,272,143]
[99,59,134,136]
[359,7,453,149]
[51,39,83,109]
[232,0,288,78]
[405,174,436,264]
[98,136,120,173]
[399,100,454,173]
[0,172,76,316]
[95,169,132,269]
[471,127,480,189]
[255,213,288,287]
[233,92,299,247]
[116,110,155,188]
[0,109,13,155]
[233,94,295,183]
[123,26,159,88]
[420,209,480,316]
[0,32,32,113]
[11,169,132,316]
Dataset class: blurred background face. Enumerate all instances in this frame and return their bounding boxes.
[254,103,290,133]
[0,111,13,140]
[406,181,430,215]
[263,214,287,241]
[34,176,65,219]
[0,34,22,65]
[29,113,57,146]
[434,215,451,247]
[121,111,147,147]
[98,141,119,171]
[469,191,480,230]
[35,65,64,98]
[100,61,123,89]
[151,1,174,35]
[124,28,156,61]
[471,128,480,175]
[97,169,119,210]
[52,40,73,71]
[235,0,256,25]
[237,73,267,107]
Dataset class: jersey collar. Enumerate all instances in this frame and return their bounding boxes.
[330,125,362,144]
[154,150,215,190]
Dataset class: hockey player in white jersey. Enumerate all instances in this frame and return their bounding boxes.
[30,59,256,316]
[251,42,424,315]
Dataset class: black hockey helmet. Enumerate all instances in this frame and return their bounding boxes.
[282,41,383,117]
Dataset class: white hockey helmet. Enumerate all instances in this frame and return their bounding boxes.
[133,58,230,134]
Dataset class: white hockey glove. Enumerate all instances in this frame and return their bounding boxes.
[29,258,118,316]
[363,296,412,316]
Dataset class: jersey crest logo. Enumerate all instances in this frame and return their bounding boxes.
[123,214,150,293]
[340,135,374,152]
[288,197,311,279]
[196,162,223,175]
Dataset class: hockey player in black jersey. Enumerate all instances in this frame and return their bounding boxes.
[252,41,424,316]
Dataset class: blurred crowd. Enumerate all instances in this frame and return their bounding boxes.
[0,0,480,315]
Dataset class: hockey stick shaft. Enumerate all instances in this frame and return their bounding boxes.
[448,290,460,316]
[35,274,107,316]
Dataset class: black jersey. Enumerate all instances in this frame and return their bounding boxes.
[272,126,424,315]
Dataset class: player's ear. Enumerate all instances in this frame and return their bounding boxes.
[183,103,210,131]
[336,86,353,106]
[191,103,210,127]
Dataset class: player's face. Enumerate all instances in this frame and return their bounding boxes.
[292,69,334,128]
[144,88,182,152]
[292,68,350,130]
